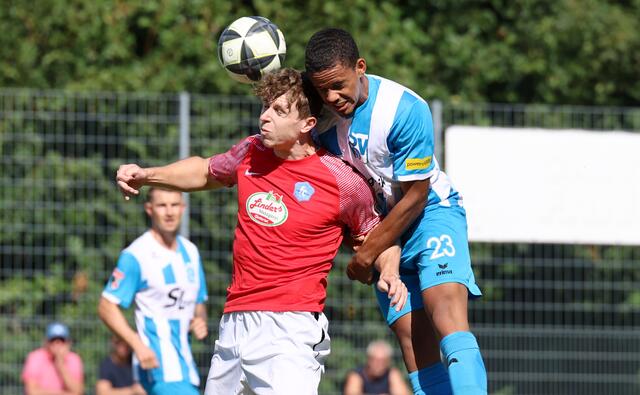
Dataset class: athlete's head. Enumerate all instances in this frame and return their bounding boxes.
[254,68,321,153]
[144,187,185,236]
[305,28,368,117]
[365,340,393,378]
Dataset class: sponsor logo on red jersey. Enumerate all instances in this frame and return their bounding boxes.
[246,191,288,226]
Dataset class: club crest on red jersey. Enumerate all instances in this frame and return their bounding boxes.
[294,181,315,202]
[245,191,288,226]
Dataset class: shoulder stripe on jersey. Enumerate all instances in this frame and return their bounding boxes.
[177,238,191,264]
[370,78,404,156]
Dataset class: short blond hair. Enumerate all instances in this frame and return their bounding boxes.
[367,340,393,359]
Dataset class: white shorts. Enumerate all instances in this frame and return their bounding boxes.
[204,311,331,395]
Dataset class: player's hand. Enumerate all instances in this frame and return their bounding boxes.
[49,341,70,363]
[377,271,408,312]
[116,164,148,200]
[189,316,208,340]
[346,257,374,284]
[134,344,159,370]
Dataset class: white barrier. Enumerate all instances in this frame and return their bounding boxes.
[445,126,640,245]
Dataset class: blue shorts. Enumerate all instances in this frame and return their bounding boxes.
[141,381,200,395]
[376,204,482,325]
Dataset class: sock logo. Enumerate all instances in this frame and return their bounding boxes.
[448,358,459,367]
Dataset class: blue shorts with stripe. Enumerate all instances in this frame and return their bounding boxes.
[376,204,482,326]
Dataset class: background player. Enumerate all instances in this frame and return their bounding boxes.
[98,188,208,395]
[114,68,407,395]
[305,28,487,395]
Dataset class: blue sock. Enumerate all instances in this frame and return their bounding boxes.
[440,331,487,395]
[408,362,452,395]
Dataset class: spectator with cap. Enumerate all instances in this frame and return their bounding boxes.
[21,321,84,395]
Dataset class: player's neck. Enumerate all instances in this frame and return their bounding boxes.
[149,228,178,251]
[357,74,369,108]
[274,137,316,160]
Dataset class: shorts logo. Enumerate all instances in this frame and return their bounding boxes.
[436,263,453,276]
[110,268,125,290]
[405,156,432,170]
[294,181,315,202]
[246,191,288,227]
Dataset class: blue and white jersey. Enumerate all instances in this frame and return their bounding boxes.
[102,231,208,387]
[314,74,461,215]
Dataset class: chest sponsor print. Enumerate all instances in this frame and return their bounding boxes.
[348,131,369,162]
[245,191,288,226]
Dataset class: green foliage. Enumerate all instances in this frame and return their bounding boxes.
[1,0,640,105]
[1,1,640,393]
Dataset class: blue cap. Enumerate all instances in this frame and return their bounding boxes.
[46,322,70,341]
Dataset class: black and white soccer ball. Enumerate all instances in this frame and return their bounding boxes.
[217,16,286,84]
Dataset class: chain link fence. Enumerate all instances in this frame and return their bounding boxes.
[1,89,639,394]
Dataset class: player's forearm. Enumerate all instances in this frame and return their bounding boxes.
[359,179,429,264]
[374,243,401,273]
[145,156,219,192]
[97,298,145,351]
[195,303,207,321]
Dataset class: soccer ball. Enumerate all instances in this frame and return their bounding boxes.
[217,16,286,84]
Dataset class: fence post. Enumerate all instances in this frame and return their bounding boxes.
[431,99,444,166]
[179,92,190,238]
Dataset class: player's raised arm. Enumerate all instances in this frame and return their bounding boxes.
[116,156,221,200]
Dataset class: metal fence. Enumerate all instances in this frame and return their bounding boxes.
[1,89,639,394]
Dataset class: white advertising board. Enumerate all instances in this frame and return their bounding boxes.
[445,126,640,245]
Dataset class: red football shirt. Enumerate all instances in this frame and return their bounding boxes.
[208,136,380,313]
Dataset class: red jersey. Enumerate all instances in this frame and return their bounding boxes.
[208,136,380,313]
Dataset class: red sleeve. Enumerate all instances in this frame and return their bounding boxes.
[207,136,256,186]
[319,154,380,236]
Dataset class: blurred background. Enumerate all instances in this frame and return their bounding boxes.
[1,1,639,394]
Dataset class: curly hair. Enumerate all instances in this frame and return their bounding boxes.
[304,28,360,72]
[254,68,322,118]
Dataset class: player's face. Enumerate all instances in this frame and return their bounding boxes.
[308,58,367,117]
[145,190,185,235]
[259,93,314,153]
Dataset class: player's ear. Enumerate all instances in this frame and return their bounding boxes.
[144,202,153,217]
[301,116,317,134]
[355,58,366,76]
